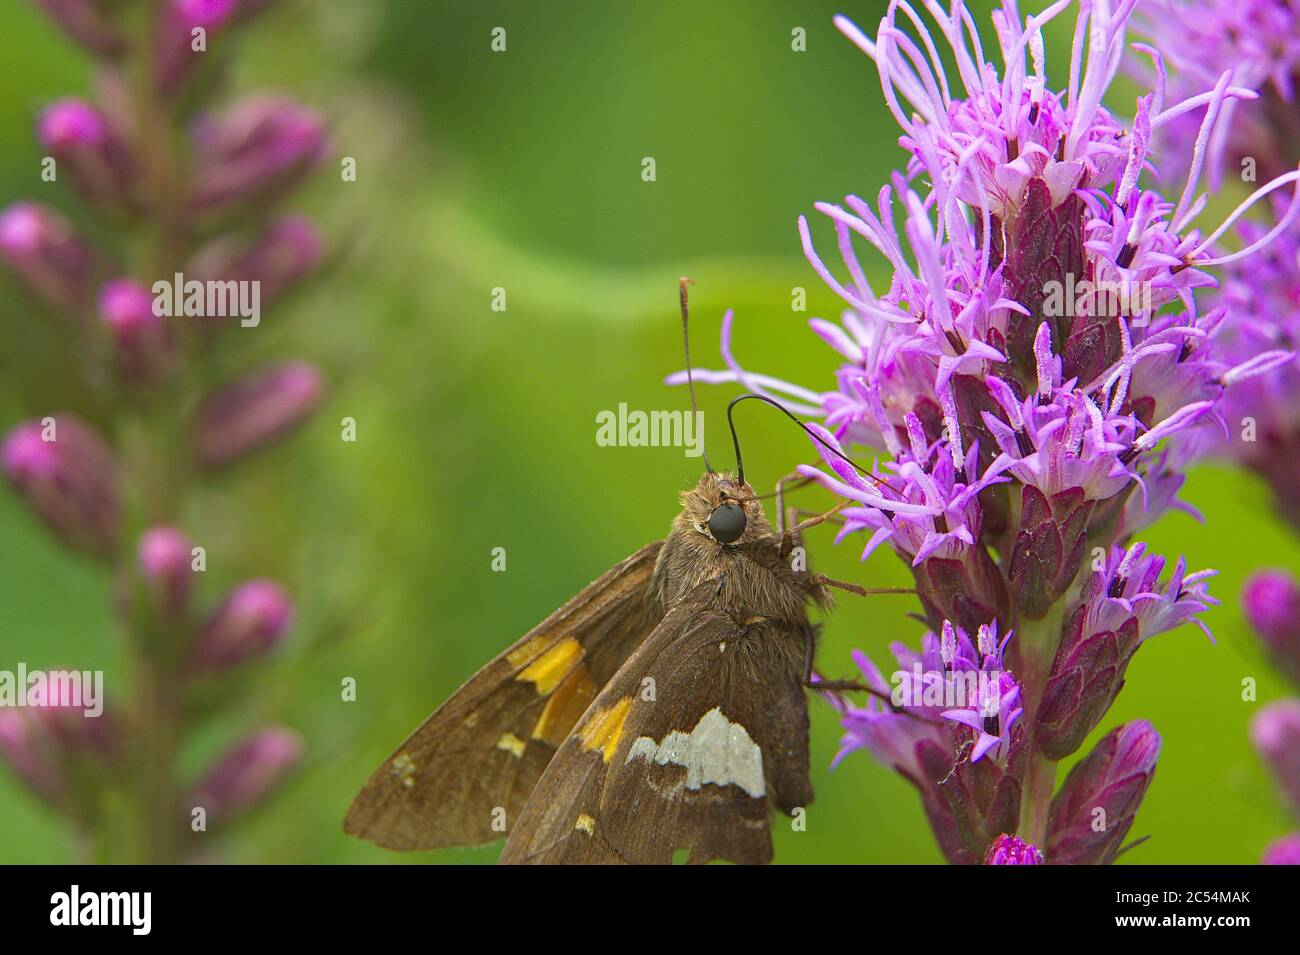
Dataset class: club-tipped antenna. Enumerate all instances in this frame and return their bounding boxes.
[726,392,885,490]
[679,277,713,473]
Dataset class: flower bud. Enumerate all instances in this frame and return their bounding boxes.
[1036,545,1213,760]
[189,96,328,215]
[33,0,125,57]
[2,415,120,558]
[0,202,96,314]
[1046,720,1161,865]
[1009,484,1094,619]
[98,279,172,379]
[188,216,322,306]
[984,833,1044,865]
[1243,571,1300,685]
[37,99,135,210]
[137,526,194,617]
[195,361,324,470]
[1250,699,1300,813]
[0,696,116,815]
[191,579,293,670]
[155,0,238,94]
[188,727,302,826]
[1262,832,1300,866]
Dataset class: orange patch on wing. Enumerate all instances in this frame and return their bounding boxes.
[531,665,596,745]
[579,697,632,764]
[513,637,582,695]
[506,635,551,669]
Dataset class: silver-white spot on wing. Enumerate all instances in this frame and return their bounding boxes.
[624,706,765,798]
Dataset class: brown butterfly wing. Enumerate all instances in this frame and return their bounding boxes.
[498,587,814,865]
[344,541,665,850]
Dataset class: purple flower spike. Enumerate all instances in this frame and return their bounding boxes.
[1251,700,1300,813]
[191,578,294,670]
[37,98,136,210]
[189,96,329,215]
[188,215,323,305]
[195,360,325,470]
[34,0,126,57]
[2,415,120,558]
[1047,721,1161,865]
[98,278,172,380]
[187,727,302,826]
[0,201,96,314]
[1262,833,1300,866]
[1243,570,1300,684]
[137,526,194,617]
[984,833,1044,865]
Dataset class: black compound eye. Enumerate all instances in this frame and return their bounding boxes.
[707,503,747,544]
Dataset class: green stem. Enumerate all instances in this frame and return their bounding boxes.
[1014,601,1067,847]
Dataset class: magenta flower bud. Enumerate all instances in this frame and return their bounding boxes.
[984,833,1044,865]
[0,709,62,803]
[188,727,302,825]
[98,278,172,379]
[0,202,96,314]
[1251,700,1300,813]
[1243,571,1300,685]
[195,361,325,470]
[37,98,135,209]
[0,696,116,815]
[33,0,125,57]
[189,96,328,215]
[1047,721,1161,865]
[154,0,238,94]
[1262,833,1300,866]
[192,578,293,670]
[137,526,193,616]
[2,415,120,558]
[188,215,323,305]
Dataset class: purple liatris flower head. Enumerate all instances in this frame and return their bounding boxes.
[188,215,323,306]
[984,833,1044,865]
[196,360,325,470]
[37,98,136,211]
[187,727,302,827]
[189,95,330,217]
[98,278,173,380]
[1243,570,1300,684]
[33,0,127,57]
[3,414,120,558]
[0,201,97,315]
[137,526,194,618]
[0,693,118,819]
[191,578,294,671]
[1251,699,1300,813]
[834,620,1027,863]
[1262,832,1300,865]
[1047,720,1161,865]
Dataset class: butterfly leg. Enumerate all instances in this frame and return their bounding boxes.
[773,469,817,537]
[797,627,917,714]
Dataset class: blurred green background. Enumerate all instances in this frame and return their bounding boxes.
[1,0,1297,864]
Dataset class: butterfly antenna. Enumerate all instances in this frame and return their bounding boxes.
[679,277,713,473]
[726,392,885,490]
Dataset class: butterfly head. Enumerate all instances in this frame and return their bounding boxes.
[680,471,768,546]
